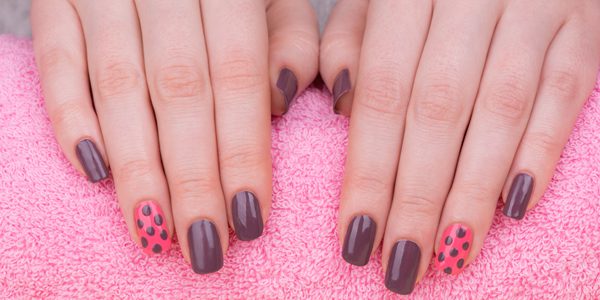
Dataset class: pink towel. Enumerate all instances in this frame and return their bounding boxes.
[1,34,599,299]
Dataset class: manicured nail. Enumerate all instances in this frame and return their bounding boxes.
[503,173,534,220]
[75,139,108,182]
[385,240,421,295]
[342,215,376,266]
[134,201,171,255]
[332,69,351,109]
[188,220,223,274]
[276,68,298,111]
[435,224,472,275]
[232,191,263,241]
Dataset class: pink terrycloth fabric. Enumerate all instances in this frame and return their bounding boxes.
[1,34,599,299]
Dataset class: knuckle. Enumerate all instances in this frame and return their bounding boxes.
[544,69,579,101]
[413,79,465,125]
[154,63,207,101]
[211,53,263,95]
[523,130,564,156]
[395,193,440,217]
[115,159,154,185]
[37,47,74,75]
[219,144,265,171]
[483,73,531,123]
[350,169,393,196]
[170,173,221,200]
[47,101,85,130]
[95,60,143,99]
[357,65,408,116]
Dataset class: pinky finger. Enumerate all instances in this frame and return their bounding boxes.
[31,0,109,182]
[502,20,600,220]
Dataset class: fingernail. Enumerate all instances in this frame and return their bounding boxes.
[332,69,351,110]
[503,173,534,220]
[134,201,171,255]
[342,215,376,266]
[435,223,472,275]
[188,220,223,274]
[276,68,298,111]
[75,139,108,182]
[232,191,264,241]
[385,240,421,295]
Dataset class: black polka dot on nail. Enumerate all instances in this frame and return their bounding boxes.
[160,230,168,240]
[444,267,452,274]
[141,237,148,248]
[445,236,453,245]
[456,227,466,238]
[137,219,144,229]
[462,242,469,250]
[438,252,445,262]
[457,259,465,268]
[154,214,163,226]
[450,248,459,257]
[152,244,162,254]
[146,226,155,236]
[142,205,151,216]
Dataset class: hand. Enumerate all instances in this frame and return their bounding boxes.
[321,0,600,294]
[31,0,318,273]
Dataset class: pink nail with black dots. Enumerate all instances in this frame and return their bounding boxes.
[435,223,473,275]
[134,201,171,255]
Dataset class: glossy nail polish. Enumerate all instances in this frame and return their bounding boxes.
[75,139,108,182]
[134,201,171,255]
[332,69,351,110]
[188,220,223,274]
[276,68,298,111]
[232,191,263,241]
[503,173,534,220]
[342,215,376,266]
[385,240,421,295]
[435,224,472,275]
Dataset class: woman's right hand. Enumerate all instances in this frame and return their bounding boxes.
[31,0,319,273]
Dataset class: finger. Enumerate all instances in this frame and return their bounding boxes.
[436,4,563,274]
[135,0,226,272]
[337,0,430,277]
[31,0,109,182]
[74,1,172,256]
[386,0,501,282]
[266,0,320,115]
[201,0,271,241]
[320,0,368,115]
[502,19,600,220]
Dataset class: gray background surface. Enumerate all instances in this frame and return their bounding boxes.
[0,0,336,37]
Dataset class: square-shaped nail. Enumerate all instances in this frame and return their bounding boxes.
[232,191,263,241]
[75,139,108,182]
[503,173,534,220]
[385,240,421,295]
[188,220,223,274]
[342,215,376,266]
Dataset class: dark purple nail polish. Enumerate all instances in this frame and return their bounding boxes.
[75,139,108,183]
[342,215,376,266]
[332,69,351,109]
[503,173,534,220]
[232,191,263,241]
[276,68,298,111]
[187,220,223,274]
[385,240,421,295]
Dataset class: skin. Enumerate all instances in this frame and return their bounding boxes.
[321,0,600,293]
[30,0,319,267]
